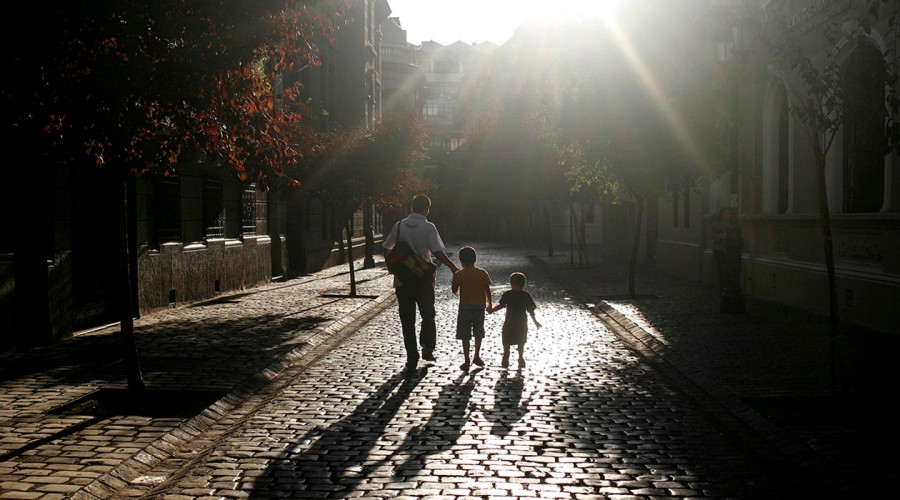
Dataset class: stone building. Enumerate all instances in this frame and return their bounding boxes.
[417,40,498,173]
[381,17,426,117]
[286,0,391,273]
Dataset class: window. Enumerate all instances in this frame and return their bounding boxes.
[152,177,181,245]
[241,183,256,236]
[203,178,224,238]
[683,188,691,228]
[672,190,679,227]
[433,59,458,73]
[428,82,459,99]
[424,102,453,118]
[777,92,790,214]
[843,44,886,213]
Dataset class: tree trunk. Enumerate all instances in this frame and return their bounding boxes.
[813,144,840,395]
[544,201,554,257]
[117,178,144,394]
[363,202,376,269]
[345,215,357,298]
[568,204,576,267]
[628,195,645,299]
[579,205,588,267]
[570,204,585,268]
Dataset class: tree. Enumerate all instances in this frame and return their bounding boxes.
[555,139,615,266]
[295,112,431,296]
[766,0,899,392]
[534,6,719,296]
[2,1,350,393]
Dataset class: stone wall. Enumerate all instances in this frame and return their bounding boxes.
[137,236,272,313]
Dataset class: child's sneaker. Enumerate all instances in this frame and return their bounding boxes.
[472,356,484,367]
[501,353,509,368]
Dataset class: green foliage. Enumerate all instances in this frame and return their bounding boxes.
[558,140,616,202]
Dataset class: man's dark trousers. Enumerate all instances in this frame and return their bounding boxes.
[396,283,436,366]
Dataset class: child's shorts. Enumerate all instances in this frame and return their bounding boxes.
[456,306,486,340]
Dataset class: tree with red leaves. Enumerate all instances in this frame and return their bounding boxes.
[6,0,349,183]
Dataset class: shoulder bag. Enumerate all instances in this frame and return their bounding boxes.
[385,221,437,288]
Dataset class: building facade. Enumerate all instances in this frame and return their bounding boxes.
[380,17,425,117]
[652,0,900,334]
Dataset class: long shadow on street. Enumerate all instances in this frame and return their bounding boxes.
[246,243,799,498]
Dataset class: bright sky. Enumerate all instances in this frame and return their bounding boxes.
[386,0,622,45]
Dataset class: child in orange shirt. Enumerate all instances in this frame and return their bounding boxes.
[451,246,492,371]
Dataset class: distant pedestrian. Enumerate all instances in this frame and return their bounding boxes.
[710,207,744,313]
[383,194,459,376]
[488,272,541,368]
[451,246,492,372]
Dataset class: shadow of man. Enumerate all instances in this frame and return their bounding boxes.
[392,370,479,476]
[252,370,422,497]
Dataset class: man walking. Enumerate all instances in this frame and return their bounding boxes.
[383,194,458,376]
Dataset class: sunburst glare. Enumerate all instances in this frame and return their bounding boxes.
[600,16,709,169]
[388,0,625,45]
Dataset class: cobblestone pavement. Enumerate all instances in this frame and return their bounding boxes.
[2,242,895,498]
[1,263,396,499]
[96,245,795,498]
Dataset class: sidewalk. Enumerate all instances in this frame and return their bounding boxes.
[532,246,899,495]
[0,262,397,499]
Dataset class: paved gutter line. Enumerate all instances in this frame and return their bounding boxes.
[529,255,848,498]
[72,285,398,500]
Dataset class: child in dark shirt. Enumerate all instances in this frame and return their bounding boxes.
[488,272,541,368]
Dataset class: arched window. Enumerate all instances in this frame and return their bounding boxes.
[843,44,886,213]
[777,90,790,214]
[762,82,790,215]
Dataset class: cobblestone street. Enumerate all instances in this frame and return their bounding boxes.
[108,247,788,498]
[4,243,893,498]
